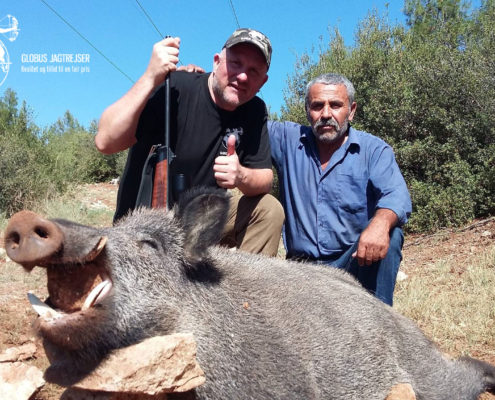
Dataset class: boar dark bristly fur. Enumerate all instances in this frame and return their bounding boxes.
[5,187,495,399]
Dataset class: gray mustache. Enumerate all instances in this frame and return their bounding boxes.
[314,119,339,130]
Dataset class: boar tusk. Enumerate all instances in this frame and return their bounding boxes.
[27,292,60,319]
[81,279,112,311]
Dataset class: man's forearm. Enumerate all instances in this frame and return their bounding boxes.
[95,75,156,154]
[236,167,273,196]
[370,208,399,232]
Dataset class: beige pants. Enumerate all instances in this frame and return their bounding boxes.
[220,191,284,257]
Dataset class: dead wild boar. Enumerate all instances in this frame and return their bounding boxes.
[4,187,495,399]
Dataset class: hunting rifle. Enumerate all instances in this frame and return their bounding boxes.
[151,72,172,209]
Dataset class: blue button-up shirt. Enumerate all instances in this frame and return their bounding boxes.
[269,121,412,259]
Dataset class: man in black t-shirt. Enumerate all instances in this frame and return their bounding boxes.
[95,29,284,256]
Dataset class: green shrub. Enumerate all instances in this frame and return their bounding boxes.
[0,93,123,215]
[43,112,122,185]
[0,90,59,214]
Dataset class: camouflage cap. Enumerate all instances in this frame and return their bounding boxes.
[223,28,272,69]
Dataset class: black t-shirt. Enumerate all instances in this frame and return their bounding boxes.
[114,71,271,220]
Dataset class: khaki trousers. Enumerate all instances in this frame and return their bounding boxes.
[220,191,284,257]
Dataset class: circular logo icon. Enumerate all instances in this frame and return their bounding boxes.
[0,40,10,87]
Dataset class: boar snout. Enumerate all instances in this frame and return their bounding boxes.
[4,211,111,313]
[5,210,64,270]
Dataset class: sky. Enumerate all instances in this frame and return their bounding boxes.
[0,0,409,130]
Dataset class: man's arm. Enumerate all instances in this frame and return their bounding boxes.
[213,135,272,196]
[95,37,180,155]
[221,165,273,196]
[352,208,398,266]
[351,138,412,266]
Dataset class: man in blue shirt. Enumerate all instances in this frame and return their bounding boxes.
[269,73,412,306]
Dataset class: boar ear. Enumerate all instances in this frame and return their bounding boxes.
[175,187,230,262]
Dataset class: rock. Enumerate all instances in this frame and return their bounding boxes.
[0,362,45,400]
[397,270,408,282]
[90,200,109,210]
[0,342,37,362]
[385,383,416,400]
[0,247,6,260]
[61,387,194,399]
[481,230,492,237]
[51,333,205,396]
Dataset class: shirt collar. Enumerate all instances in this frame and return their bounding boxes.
[345,126,361,153]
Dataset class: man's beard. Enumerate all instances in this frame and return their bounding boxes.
[210,74,246,110]
[312,117,349,145]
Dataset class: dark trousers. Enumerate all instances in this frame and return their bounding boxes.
[318,227,404,306]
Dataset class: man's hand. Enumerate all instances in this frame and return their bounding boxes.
[352,208,398,266]
[143,37,180,87]
[214,135,242,189]
[177,64,205,73]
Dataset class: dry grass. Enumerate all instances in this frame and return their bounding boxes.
[0,186,114,231]
[36,187,115,227]
[395,246,495,362]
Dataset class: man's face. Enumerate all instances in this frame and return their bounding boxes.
[210,43,268,111]
[306,83,357,146]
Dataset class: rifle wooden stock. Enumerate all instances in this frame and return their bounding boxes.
[151,146,169,208]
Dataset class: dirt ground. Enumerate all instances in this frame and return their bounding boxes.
[1,183,494,399]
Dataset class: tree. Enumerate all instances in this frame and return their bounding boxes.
[43,111,121,184]
[0,90,53,214]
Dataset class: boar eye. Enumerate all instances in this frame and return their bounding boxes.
[136,236,159,250]
[142,239,158,250]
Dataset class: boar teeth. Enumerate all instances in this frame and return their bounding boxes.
[81,279,112,311]
[27,292,60,318]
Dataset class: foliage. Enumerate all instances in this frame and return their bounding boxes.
[0,89,55,214]
[0,91,122,215]
[281,0,495,232]
[42,112,120,185]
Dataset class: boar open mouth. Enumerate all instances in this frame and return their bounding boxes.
[4,210,113,319]
[28,257,112,319]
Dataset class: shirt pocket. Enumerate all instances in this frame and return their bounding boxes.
[335,172,368,229]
